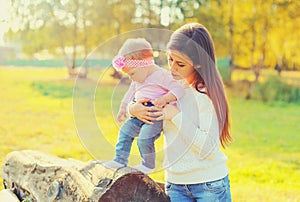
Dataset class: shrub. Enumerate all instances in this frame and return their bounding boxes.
[228,80,252,99]
[218,65,231,83]
[251,76,300,103]
[217,57,231,83]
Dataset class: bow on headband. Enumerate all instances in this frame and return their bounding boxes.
[112,56,154,71]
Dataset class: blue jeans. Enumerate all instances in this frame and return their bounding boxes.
[114,117,162,169]
[165,175,232,202]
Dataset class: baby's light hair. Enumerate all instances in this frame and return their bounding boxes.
[118,38,153,60]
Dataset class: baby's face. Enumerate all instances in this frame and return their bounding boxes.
[124,67,148,83]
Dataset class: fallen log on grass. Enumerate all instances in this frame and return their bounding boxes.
[1,150,169,202]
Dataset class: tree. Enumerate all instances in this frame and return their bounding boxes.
[107,0,139,79]
[227,0,300,78]
[269,0,300,70]
[7,0,119,77]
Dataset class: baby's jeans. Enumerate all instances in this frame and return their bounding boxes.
[114,117,162,169]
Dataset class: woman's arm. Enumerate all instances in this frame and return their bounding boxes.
[161,100,220,159]
[171,110,220,159]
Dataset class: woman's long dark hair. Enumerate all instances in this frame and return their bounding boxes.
[167,23,232,147]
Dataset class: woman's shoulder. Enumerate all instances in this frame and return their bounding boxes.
[187,88,213,107]
[189,87,209,99]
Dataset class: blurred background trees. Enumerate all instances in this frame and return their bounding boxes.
[3,0,300,78]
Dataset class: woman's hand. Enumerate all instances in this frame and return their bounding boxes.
[157,104,180,121]
[129,98,163,124]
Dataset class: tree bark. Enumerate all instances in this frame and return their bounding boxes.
[228,0,235,71]
[2,150,169,202]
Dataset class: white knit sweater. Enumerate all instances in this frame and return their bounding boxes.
[163,87,229,184]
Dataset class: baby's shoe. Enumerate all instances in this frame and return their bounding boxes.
[103,160,125,169]
[133,164,154,174]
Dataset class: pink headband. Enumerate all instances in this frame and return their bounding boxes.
[112,55,154,71]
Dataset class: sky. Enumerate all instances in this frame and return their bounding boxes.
[0,0,10,45]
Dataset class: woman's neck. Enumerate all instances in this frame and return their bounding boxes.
[185,72,196,85]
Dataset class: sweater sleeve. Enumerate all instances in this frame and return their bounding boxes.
[154,70,185,100]
[171,95,220,159]
[120,82,136,109]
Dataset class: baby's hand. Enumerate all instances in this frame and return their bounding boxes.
[117,107,127,122]
[153,97,167,108]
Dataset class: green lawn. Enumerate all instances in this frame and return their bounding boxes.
[0,67,299,201]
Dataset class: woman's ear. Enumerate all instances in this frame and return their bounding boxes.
[194,65,201,69]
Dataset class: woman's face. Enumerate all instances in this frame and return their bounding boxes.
[168,50,196,84]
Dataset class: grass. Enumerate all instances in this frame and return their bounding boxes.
[227,99,300,202]
[0,67,299,201]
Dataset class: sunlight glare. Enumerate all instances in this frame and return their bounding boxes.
[160,7,170,27]
[0,0,10,45]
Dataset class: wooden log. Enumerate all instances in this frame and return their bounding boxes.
[1,150,170,202]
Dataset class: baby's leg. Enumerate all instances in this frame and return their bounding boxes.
[114,118,142,165]
[137,120,162,169]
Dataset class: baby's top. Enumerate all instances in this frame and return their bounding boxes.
[120,68,185,109]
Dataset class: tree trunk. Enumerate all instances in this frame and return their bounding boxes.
[228,0,235,73]
[2,150,170,202]
[250,21,260,82]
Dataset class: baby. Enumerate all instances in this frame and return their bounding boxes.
[104,38,184,174]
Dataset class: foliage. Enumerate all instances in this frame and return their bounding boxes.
[226,0,299,71]
[192,0,228,57]
[251,76,300,103]
[22,197,33,202]
[6,0,120,69]
[217,57,231,83]
[31,81,74,99]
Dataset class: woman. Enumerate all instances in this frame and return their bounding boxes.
[129,23,232,201]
